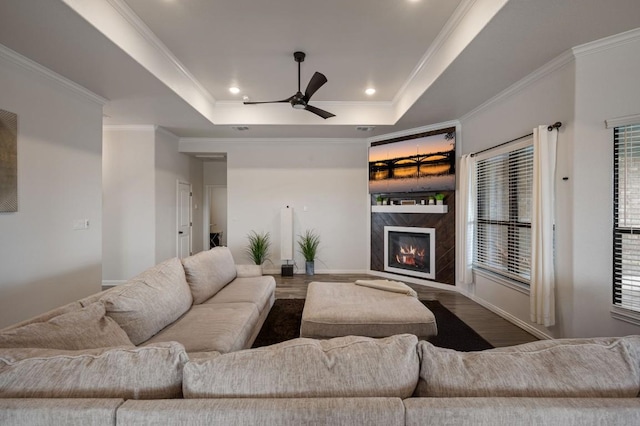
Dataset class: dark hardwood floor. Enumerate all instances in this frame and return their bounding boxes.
[272,273,538,348]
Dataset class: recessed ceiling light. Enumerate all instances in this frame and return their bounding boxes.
[365,88,376,96]
[356,126,376,132]
[229,87,240,94]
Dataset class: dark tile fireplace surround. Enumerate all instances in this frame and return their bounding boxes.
[370,192,456,285]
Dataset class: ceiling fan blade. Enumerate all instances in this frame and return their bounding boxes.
[304,72,328,101]
[304,104,335,119]
[244,97,292,105]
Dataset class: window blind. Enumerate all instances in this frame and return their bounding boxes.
[614,123,640,312]
[474,144,533,284]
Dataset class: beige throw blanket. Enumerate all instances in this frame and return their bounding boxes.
[354,279,418,298]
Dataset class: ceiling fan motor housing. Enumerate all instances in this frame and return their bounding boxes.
[291,91,306,109]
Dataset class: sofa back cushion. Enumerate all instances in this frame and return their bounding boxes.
[181,247,237,304]
[0,302,133,350]
[101,257,193,345]
[415,336,640,397]
[0,342,188,399]
[183,334,419,399]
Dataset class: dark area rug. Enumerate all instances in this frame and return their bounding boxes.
[252,298,493,351]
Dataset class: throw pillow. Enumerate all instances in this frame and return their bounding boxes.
[0,302,133,350]
[101,257,193,345]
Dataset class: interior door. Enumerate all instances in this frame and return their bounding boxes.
[177,182,192,258]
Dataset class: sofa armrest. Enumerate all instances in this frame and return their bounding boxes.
[236,264,262,278]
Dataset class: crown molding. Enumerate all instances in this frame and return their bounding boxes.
[392,0,478,106]
[105,0,216,106]
[573,27,640,58]
[0,44,107,106]
[460,49,575,123]
[102,124,178,138]
[214,100,394,108]
[391,0,509,122]
[180,137,365,145]
[103,124,156,132]
[367,120,460,144]
[461,27,640,124]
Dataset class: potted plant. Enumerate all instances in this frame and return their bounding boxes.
[298,229,320,275]
[435,193,445,205]
[245,231,271,271]
[376,195,383,205]
[428,196,435,205]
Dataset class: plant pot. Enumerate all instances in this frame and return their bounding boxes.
[305,261,315,276]
[436,200,444,205]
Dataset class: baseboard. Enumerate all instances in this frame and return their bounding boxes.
[459,289,554,340]
[102,280,126,287]
[262,268,369,275]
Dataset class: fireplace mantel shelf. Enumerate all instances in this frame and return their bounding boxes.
[371,205,448,214]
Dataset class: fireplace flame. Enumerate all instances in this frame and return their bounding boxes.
[395,245,426,267]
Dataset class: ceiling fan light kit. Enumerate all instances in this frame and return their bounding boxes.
[243,51,336,119]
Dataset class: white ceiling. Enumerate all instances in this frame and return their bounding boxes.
[1,0,639,139]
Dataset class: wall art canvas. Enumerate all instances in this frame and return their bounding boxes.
[0,109,18,212]
[369,129,455,193]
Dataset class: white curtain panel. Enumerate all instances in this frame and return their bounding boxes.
[530,125,558,326]
[456,154,476,286]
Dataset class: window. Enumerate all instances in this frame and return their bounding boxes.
[474,142,533,284]
[613,123,640,313]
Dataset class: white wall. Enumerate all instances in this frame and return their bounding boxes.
[570,34,640,337]
[103,126,204,284]
[460,31,640,338]
[155,128,204,261]
[103,128,156,282]
[0,49,103,328]
[203,161,227,185]
[181,139,369,273]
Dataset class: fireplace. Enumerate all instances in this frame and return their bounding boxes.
[384,226,436,280]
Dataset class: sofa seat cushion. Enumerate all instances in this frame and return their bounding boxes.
[203,276,276,313]
[415,336,640,398]
[0,342,188,399]
[144,303,259,354]
[181,247,237,304]
[404,397,640,426]
[0,302,133,350]
[101,257,193,345]
[118,398,406,426]
[0,398,125,426]
[183,334,419,399]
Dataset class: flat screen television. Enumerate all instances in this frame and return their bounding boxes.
[369,128,455,194]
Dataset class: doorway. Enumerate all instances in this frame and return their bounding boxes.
[204,185,227,248]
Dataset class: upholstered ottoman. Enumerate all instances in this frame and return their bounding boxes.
[300,282,437,339]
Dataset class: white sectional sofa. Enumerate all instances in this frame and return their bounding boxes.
[2,248,640,425]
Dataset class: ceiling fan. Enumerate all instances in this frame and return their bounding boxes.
[243,51,336,119]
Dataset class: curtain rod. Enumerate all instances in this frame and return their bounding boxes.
[470,122,562,157]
